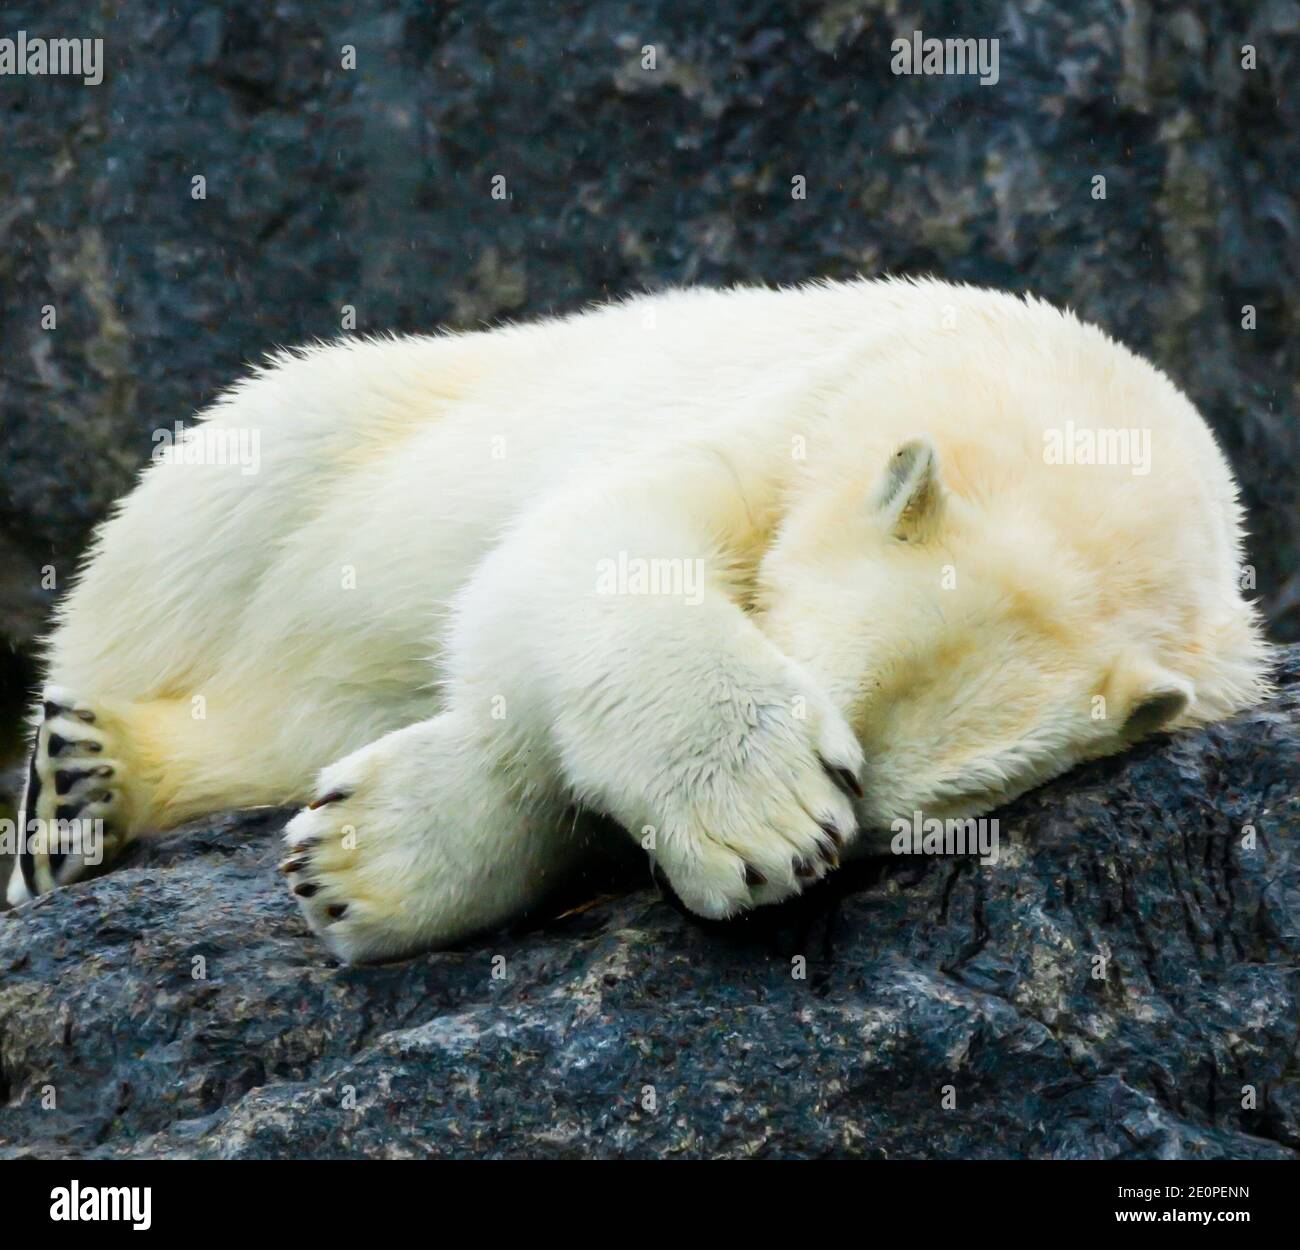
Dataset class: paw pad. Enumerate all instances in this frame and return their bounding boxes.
[11,690,128,901]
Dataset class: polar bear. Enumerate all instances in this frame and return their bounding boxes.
[8,278,1268,963]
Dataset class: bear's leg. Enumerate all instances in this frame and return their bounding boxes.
[9,684,337,903]
[281,706,584,963]
[279,463,866,962]
[445,474,866,921]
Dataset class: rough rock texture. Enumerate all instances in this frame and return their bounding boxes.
[1,645,1296,1159]
[1,0,1297,680]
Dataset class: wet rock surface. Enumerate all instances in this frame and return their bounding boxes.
[1,646,1296,1159]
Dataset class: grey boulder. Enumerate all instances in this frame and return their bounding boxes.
[0,645,1297,1158]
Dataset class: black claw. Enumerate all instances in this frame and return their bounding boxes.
[44,700,66,720]
[818,820,844,847]
[293,882,319,898]
[307,789,351,810]
[744,863,767,888]
[54,803,79,821]
[279,856,308,875]
[793,856,817,880]
[649,860,693,919]
[817,839,840,868]
[822,758,864,799]
[326,903,348,920]
[54,765,113,796]
[50,735,103,755]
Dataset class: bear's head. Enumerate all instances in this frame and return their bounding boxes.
[757,436,1267,835]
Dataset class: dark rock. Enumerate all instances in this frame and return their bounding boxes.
[1,646,1297,1159]
[0,0,1297,682]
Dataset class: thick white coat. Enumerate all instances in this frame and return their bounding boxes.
[12,279,1269,960]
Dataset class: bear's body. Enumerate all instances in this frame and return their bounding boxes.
[10,279,1268,961]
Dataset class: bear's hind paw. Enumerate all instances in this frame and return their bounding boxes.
[9,689,130,903]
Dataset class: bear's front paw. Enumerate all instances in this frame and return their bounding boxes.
[642,685,864,920]
[280,745,434,965]
[279,715,561,964]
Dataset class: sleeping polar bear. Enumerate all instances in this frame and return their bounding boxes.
[9,278,1269,962]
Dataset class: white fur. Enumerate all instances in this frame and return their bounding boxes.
[10,279,1269,960]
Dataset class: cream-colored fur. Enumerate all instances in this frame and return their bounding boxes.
[9,278,1269,962]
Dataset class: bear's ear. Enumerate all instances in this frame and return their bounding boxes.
[1111,659,1195,742]
[871,438,944,542]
